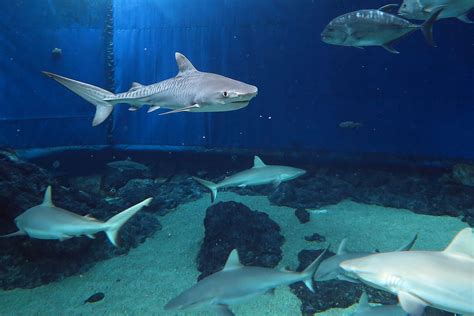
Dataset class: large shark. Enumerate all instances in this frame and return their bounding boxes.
[352,291,406,316]
[0,186,152,246]
[315,234,417,282]
[165,248,327,316]
[340,228,474,315]
[42,53,258,126]
[193,156,306,203]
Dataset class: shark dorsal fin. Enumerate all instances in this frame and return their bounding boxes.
[175,52,197,75]
[337,238,348,255]
[128,82,143,91]
[253,156,266,168]
[357,291,370,311]
[42,186,54,206]
[223,249,243,271]
[444,228,473,258]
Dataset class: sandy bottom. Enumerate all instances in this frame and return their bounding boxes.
[0,192,468,316]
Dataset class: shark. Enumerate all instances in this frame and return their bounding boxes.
[315,234,417,283]
[0,186,152,247]
[340,228,474,316]
[352,291,406,316]
[42,52,258,126]
[164,248,327,316]
[193,156,306,203]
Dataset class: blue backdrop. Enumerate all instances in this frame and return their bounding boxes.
[1,0,473,158]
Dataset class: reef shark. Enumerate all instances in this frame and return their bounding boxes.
[352,291,406,316]
[0,186,152,246]
[42,52,258,126]
[165,248,327,316]
[193,156,306,203]
[340,228,474,315]
[315,234,417,282]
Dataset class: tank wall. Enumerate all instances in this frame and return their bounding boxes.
[1,0,473,159]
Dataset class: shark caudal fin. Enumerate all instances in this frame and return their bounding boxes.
[301,247,328,292]
[104,198,152,247]
[420,7,444,47]
[193,177,218,203]
[42,71,116,126]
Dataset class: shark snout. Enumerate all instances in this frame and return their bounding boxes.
[237,85,258,100]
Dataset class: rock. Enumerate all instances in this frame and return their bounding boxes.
[295,208,310,224]
[304,233,325,242]
[68,175,102,195]
[197,201,284,280]
[452,163,474,186]
[101,159,151,191]
[290,249,397,314]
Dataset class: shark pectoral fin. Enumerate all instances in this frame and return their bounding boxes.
[159,104,200,115]
[214,305,235,316]
[398,291,427,316]
[0,230,26,238]
[266,288,276,296]
[147,105,161,113]
[382,42,400,54]
[457,13,474,23]
[378,4,399,13]
[272,179,282,188]
[337,274,359,283]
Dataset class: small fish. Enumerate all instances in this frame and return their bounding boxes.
[399,0,474,23]
[193,156,306,203]
[84,292,105,304]
[321,6,443,53]
[339,121,363,129]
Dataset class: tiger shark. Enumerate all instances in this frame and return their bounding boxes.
[42,52,258,126]
[165,248,327,316]
[340,228,474,316]
[315,234,417,282]
[352,291,406,316]
[193,156,306,203]
[0,186,152,247]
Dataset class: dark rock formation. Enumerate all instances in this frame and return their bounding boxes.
[197,201,284,280]
[295,208,310,224]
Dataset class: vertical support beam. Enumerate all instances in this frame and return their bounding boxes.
[104,0,115,144]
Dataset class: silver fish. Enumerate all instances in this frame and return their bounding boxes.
[321,6,443,53]
[399,0,474,23]
[43,53,258,126]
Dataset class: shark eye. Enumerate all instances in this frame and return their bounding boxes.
[222,91,228,97]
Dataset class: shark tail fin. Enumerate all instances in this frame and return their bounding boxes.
[193,177,218,203]
[301,247,328,292]
[42,71,116,126]
[104,198,152,247]
[420,7,444,47]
